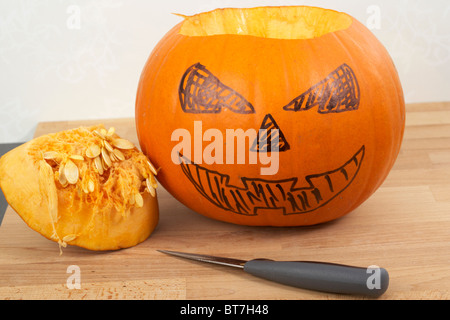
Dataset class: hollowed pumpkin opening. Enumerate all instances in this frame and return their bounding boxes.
[179,6,353,39]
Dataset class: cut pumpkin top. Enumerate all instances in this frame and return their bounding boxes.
[179,6,353,39]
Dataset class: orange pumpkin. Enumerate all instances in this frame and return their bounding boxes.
[136,6,405,226]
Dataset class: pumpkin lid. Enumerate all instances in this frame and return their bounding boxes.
[0,125,160,251]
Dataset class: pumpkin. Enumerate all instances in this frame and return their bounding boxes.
[135,6,405,226]
[0,125,159,251]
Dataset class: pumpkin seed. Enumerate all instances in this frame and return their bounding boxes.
[107,127,115,137]
[145,178,152,193]
[64,160,79,185]
[101,157,109,171]
[58,164,68,187]
[147,185,156,197]
[43,151,59,160]
[70,154,84,161]
[109,151,117,162]
[147,160,158,176]
[134,192,144,208]
[112,139,135,150]
[147,175,158,189]
[94,156,104,175]
[88,179,95,193]
[104,140,114,153]
[86,145,101,158]
[113,148,125,161]
[101,148,112,167]
[93,130,105,140]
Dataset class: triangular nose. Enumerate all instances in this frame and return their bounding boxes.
[250,114,290,152]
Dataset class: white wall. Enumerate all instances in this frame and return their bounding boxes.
[0,0,449,143]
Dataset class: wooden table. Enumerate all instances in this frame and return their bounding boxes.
[0,102,449,300]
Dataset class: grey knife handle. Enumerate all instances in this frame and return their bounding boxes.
[244,260,389,297]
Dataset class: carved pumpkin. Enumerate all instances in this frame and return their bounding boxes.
[136,6,405,226]
[0,125,159,251]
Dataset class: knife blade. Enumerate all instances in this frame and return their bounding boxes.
[157,250,389,297]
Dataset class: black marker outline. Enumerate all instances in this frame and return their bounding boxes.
[179,63,255,114]
[284,63,360,114]
[250,114,291,153]
[178,146,365,217]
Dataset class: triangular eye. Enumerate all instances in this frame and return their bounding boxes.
[284,64,360,114]
[250,114,290,153]
[179,63,255,114]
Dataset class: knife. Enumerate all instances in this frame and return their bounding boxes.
[158,250,389,297]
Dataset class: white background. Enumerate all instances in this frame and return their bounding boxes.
[0,0,449,143]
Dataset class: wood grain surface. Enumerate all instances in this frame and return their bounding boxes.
[1,102,449,300]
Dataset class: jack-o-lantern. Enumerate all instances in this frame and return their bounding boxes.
[136,6,405,226]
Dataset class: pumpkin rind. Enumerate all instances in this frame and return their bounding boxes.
[136,6,405,226]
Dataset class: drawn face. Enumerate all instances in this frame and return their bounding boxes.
[135,13,405,227]
[176,62,365,218]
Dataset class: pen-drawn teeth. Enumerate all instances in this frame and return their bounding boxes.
[178,146,365,216]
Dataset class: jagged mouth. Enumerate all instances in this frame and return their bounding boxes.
[178,146,365,216]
